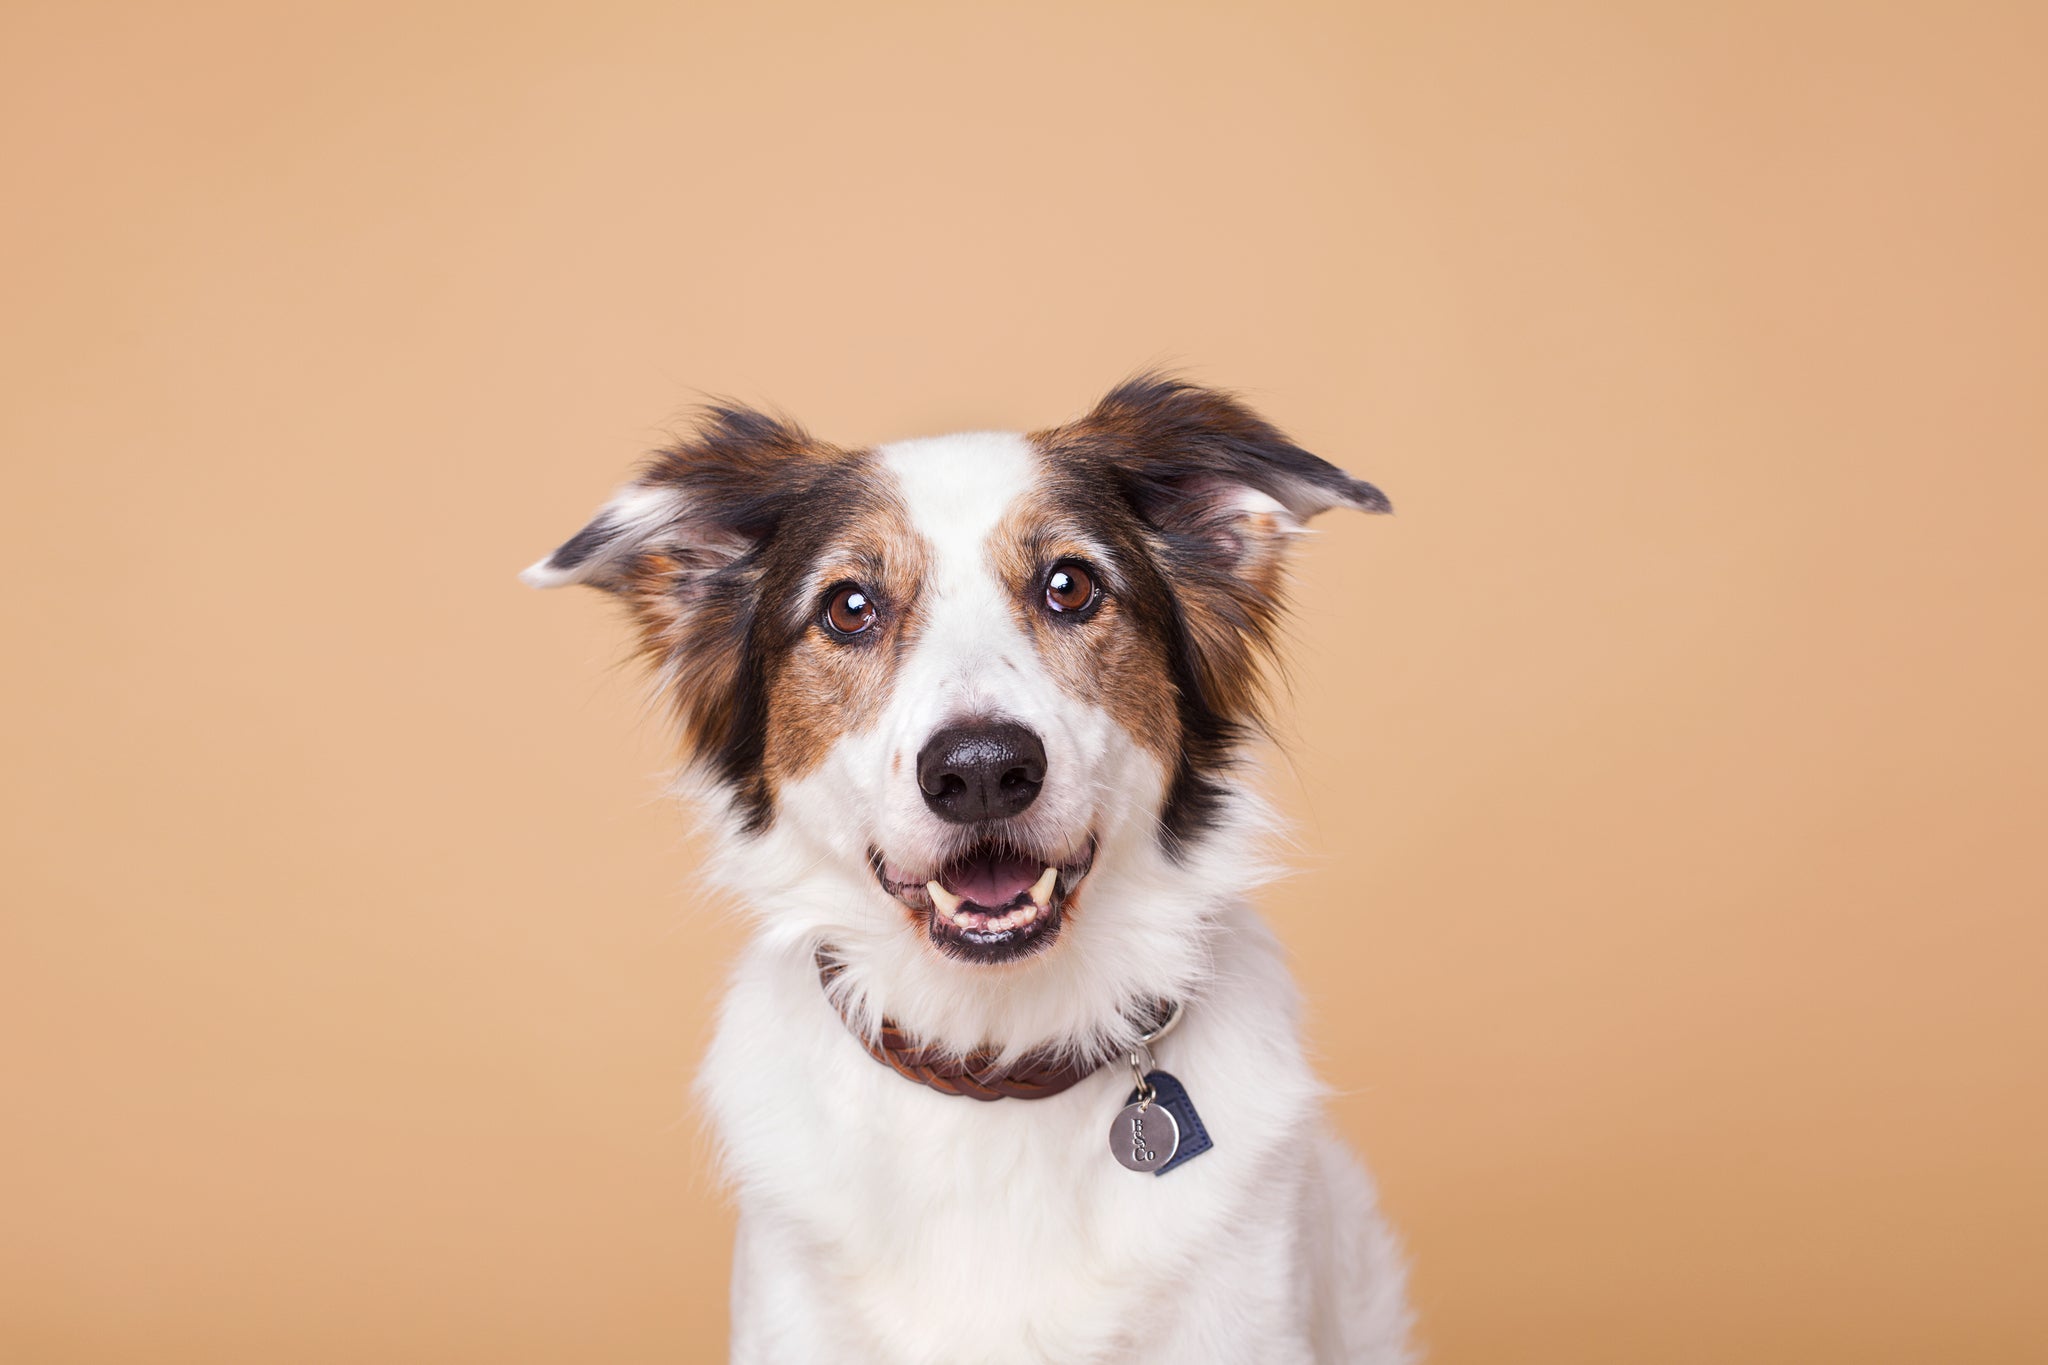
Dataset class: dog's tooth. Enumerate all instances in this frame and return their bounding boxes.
[928,881,961,915]
[1018,902,1038,924]
[951,909,974,929]
[1028,866,1058,907]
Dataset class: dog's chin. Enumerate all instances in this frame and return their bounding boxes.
[870,836,1096,966]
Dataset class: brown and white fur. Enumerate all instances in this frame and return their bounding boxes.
[524,377,1412,1363]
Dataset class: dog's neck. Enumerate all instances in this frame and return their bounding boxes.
[812,947,1177,1098]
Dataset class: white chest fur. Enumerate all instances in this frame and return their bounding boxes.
[699,907,1412,1365]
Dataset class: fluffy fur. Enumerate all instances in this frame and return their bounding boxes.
[525,376,1413,1363]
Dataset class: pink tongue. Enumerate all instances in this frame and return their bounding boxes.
[943,852,1041,908]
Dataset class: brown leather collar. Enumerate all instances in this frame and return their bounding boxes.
[815,949,1171,1102]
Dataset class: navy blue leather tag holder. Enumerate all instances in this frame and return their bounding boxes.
[1125,1071,1212,1175]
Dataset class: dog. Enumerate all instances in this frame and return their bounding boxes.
[523,376,1412,1363]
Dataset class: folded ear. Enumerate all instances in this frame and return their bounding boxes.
[519,482,692,592]
[1076,374,1389,551]
[1038,375,1389,735]
[520,404,815,595]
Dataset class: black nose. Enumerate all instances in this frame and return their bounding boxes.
[917,720,1047,824]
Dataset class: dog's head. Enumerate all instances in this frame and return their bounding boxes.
[526,377,1384,1002]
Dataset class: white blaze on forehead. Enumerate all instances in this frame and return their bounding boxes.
[878,430,1038,558]
[878,430,1041,718]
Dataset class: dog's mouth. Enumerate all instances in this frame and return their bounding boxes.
[870,837,1095,965]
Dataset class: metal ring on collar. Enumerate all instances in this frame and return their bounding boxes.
[1139,998,1185,1048]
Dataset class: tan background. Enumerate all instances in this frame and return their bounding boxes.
[4,1,2044,1361]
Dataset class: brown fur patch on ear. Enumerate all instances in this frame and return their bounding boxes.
[618,547,740,758]
[1133,486,1301,732]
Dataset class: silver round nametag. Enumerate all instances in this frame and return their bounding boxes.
[1109,1099,1180,1172]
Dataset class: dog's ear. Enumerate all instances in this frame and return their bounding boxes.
[520,480,693,592]
[521,405,832,785]
[521,404,818,596]
[1074,374,1388,550]
[1044,375,1389,729]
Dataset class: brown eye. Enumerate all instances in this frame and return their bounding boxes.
[823,583,878,637]
[1044,562,1098,615]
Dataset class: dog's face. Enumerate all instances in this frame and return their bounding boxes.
[526,378,1385,974]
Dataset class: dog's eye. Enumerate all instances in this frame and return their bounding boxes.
[1044,562,1099,616]
[822,582,879,637]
